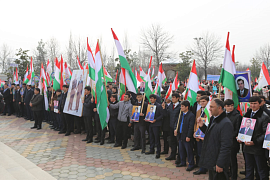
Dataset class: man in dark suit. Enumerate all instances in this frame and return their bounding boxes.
[191,90,206,116]
[30,88,44,130]
[24,85,34,120]
[59,85,69,134]
[145,94,163,159]
[237,79,249,97]
[239,119,254,136]
[2,83,12,116]
[174,100,195,171]
[14,85,21,117]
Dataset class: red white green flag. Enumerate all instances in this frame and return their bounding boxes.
[111,28,137,94]
[155,63,167,96]
[24,57,35,85]
[256,62,270,91]
[185,60,199,106]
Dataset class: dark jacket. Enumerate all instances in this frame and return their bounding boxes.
[109,100,118,119]
[56,94,62,110]
[131,101,147,125]
[226,109,242,151]
[191,101,199,116]
[30,94,44,111]
[166,102,181,129]
[82,94,95,117]
[3,88,12,104]
[60,92,67,113]
[174,110,195,141]
[25,88,34,105]
[199,111,233,170]
[14,89,21,103]
[149,102,163,127]
[243,108,269,155]
[262,104,270,117]
[162,103,170,131]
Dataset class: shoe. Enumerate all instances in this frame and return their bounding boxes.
[94,140,101,143]
[165,156,176,160]
[193,170,207,175]
[73,131,81,134]
[65,133,70,136]
[1,114,6,116]
[107,140,115,144]
[31,126,37,129]
[54,128,60,131]
[155,154,160,159]
[58,131,65,134]
[145,151,155,155]
[30,119,34,121]
[240,171,245,175]
[186,166,195,171]
[94,137,99,140]
[37,127,41,130]
[87,140,93,143]
[130,147,140,151]
[8,114,11,116]
[82,139,88,141]
[176,163,186,167]
[114,144,121,147]
[121,145,127,149]
[141,150,145,154]
[100,141,104,145]
[160,151,168,155]
[105,137,110,140]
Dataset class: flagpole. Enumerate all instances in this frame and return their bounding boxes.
[97,39,108,103]
[175,110,182,132]
[141,93,146,113]
[218,83,222,99]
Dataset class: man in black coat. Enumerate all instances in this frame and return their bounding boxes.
[164,93,181,160]
[59,85,69,134]
[161,97,172,155]
[145,94,163,159]
[174,100,195,171]
[14,85,21,117]
[238,96,269,180]
[198,98,233,180]
[30,88,44,130]
[108,94,118,144]
[130,93,148,153]
[24,85,34,120]
[82,86,95,144]
[259,95,270,117]
[224,99,242,180]
[2,83,12,116]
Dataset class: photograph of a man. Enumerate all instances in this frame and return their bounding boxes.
[237,79,249,97]
[239,118,253,136]
[68,74,77,111]
[145,106,155,121]
[264,125,270,141]
[75,74,84,112]
[131,107,140,121]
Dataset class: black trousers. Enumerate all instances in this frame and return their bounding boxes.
[134,123,146,150]
[33,110,43,128]
[26,104,32,119]
[245,153,268,180]
[15,102,20,116]
[149,126,161,154]
[109,117,117,142]
[84,115,93,141]
[64,113,74,133]
[60,112,67,132]
[209,169,229,180]
[74,116,83,132]
[163,130,169,153]
[116,121,128,146]
[230,148,238,180]
[169,127,177,157]
[3,103,11,115]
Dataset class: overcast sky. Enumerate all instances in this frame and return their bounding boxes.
[1,0,270,65]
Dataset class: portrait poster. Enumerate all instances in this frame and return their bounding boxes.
[54,100,59,113]
[131,106,141,122]
[263,123,270,149]
[234,72,252,102]
[140,81,145,92]
[195,118,206,138]
[63,70,87,117]
[237,117,256,142]
[145,105,156,122]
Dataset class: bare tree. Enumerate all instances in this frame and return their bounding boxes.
[66,32,75,69]
[255,43,270,70]
[33,39,47,73]
[189,31,223,80]
[46,37,61,70]
[123,31,131,51]
[0,44,13,73]
[73,36,87,68]
[140,24,173,67]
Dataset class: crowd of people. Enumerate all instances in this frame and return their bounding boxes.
[1,81,270,180]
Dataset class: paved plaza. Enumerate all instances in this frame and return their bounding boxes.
[0,116,245,180]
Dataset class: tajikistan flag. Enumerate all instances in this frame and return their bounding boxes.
[185,60,199,106]
[53,57,63,90]
[139,66,146,81]
[23,65,28,82]
[144,67,153,100]
[155,63,167,96]
[165,83,172,99]
[87,38,96,97]
[111,28,137,94]
[40,63,49,111]
[218,32,239,108]
[135,68,143,87]
[95,42,110,130]
[24,57,35,85]
[256,62,270,91]
[204,101,211,126]
[103,66,113,82]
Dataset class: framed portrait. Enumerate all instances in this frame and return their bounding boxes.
[263,123,270,149]
[54,100,59,113]
[145,105,156,122]
[237,117,256,142]
[234,72,252,102]
[131,106,141,122]
[63,70,87,117]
